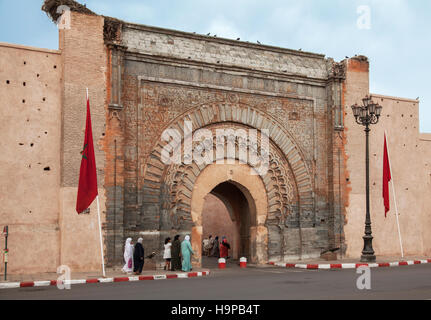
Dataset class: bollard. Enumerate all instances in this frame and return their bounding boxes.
[3,226,8,281]
[218,258,226,269]
[240,257,247,268]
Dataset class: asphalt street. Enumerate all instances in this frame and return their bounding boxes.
[1,263,431,300]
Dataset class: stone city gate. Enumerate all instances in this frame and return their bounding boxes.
[107,83,317,267]
[102,15,345,267]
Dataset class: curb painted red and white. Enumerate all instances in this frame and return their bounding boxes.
[269,259,431,270]
[0,271,211,290]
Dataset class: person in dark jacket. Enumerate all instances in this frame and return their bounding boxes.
[211,236,220,258]
[133,238,145,275]
[171,235,182,271]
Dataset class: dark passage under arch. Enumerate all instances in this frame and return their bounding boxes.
[202,181,257,266]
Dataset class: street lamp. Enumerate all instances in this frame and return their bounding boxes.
[351,95,383,263]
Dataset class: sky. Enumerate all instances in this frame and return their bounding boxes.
[0,0,430,132]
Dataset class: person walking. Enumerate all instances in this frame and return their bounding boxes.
[219,236,231,259]
[171,235,182,271]
[207,235,214,256]
[211,236,220,258]
[122,238,134,274]
[181,235,194,272]
[163,237,172,271]
[202,236,209,256]
[133,238,145,275]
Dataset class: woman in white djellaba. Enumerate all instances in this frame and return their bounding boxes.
[122,238,134,273]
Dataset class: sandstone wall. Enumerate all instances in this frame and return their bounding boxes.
[418,133,431,256]
[343,57,431,258]
[0,42,62,274]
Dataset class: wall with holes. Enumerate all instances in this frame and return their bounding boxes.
[0,42,62,274]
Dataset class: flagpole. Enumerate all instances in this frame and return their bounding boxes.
[96,195,106,277]
[385,131,404,259]
[87,87,106,277]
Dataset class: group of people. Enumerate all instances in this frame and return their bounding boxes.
[122,235,195,275]
[203,235,231,259]
[162,235,194,272]
[122,238,146,275]
[122,234,231,275]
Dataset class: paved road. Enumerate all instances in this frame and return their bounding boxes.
[1,264,431,300]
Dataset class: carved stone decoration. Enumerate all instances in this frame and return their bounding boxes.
[108,44,127,110]
[228,93,240,104]
[133,86,314,260]
[266,156,295,224]
[104,17,123,43]
[330,61,346,80]
[264,152,297,260]
[141,103,312,219]
[137,80,316,164]
[143,118,302,262]
[289,112,300,121]
[161,163,195,231]
[108,109,121,123]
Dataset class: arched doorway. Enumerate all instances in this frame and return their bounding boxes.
[202,181,255,265]
[189,162,268,268]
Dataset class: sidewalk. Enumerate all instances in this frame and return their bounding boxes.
[269,255,431,270]
[0,267,211,289]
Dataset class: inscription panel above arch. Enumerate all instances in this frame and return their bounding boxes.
[137,81,315,165]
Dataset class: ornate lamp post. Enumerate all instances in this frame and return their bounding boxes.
[351,95,383,263]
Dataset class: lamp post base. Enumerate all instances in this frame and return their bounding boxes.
[361,235,376,263]
[360,254,377,263]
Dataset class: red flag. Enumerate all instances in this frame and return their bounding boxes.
[383,134,392,218]
[76,93,98,214]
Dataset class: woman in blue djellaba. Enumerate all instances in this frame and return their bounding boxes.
[181,235,194,272]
